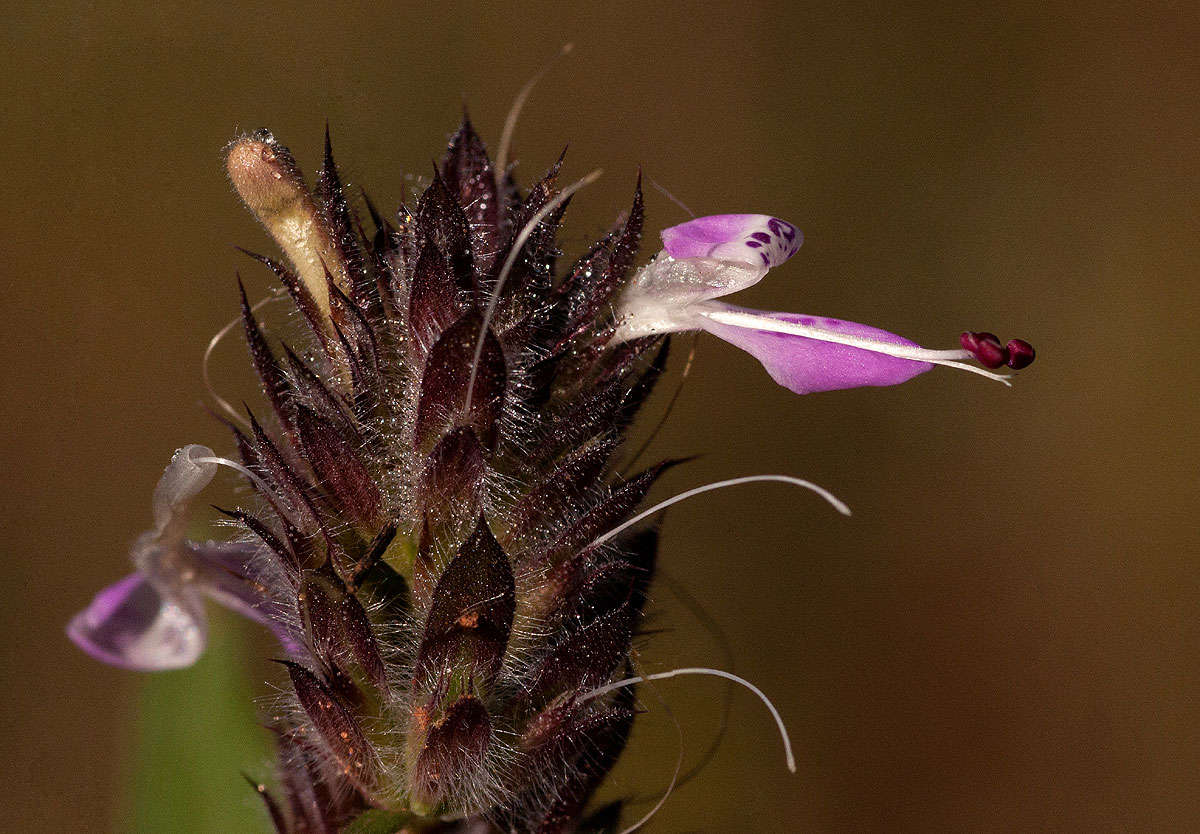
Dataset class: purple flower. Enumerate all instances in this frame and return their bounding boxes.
[615,213,1035,394]
[68,445,294,670]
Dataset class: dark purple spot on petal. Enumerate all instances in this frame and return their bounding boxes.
[751,231,771,243]
[760,251,769,266]
[745,240,762,248]
[768,218,797,241]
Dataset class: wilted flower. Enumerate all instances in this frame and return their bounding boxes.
[69,112,1034,833]
[68,445,295,670]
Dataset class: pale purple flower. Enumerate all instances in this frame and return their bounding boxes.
[68,445,292,670]
[615,213,1035,393]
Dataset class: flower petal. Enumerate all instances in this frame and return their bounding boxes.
[630,251,767,305]
[699,305,933,394]
[190,540,308,657]
[660,214,802,269]
[67,573,207,671]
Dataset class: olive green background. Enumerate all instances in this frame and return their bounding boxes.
[4,2,1198,831]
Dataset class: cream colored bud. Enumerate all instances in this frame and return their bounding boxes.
[226,131,345,321]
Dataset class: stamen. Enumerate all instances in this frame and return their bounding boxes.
[1005,338,1036,370]
[648,177,697,219]
[463,169,603,411]
[701,307,1013,385]
[580,666,797,773]
[959,331,1007,368]
[495,43,575,186]
[192,454,274,497]
[202,290,284,430]
[589,474,851,552]
[960,331,1037,371]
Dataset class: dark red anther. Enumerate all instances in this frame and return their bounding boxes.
[960,331,1008,369]
[1006,339,1035,369]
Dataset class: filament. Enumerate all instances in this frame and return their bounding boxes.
[495,43,575,184]
[648,177,696,219]
[192,455,274,497]
[463,169,603,412]
[202,291,285,429]
[581,666,796,774]
[589,474,851,551]
[699,306,1013,385]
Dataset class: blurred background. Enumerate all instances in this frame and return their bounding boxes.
[4,2,1198,831]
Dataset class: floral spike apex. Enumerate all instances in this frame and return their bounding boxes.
[70,104,1037,833]
[616,213,1036,393]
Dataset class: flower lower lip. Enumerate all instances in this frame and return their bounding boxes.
[698,305,1015,386]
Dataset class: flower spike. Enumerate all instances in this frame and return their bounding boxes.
[615,213,1036,394]
[70,114,1041,831]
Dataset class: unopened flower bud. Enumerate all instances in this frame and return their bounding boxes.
[226,130,344,320]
